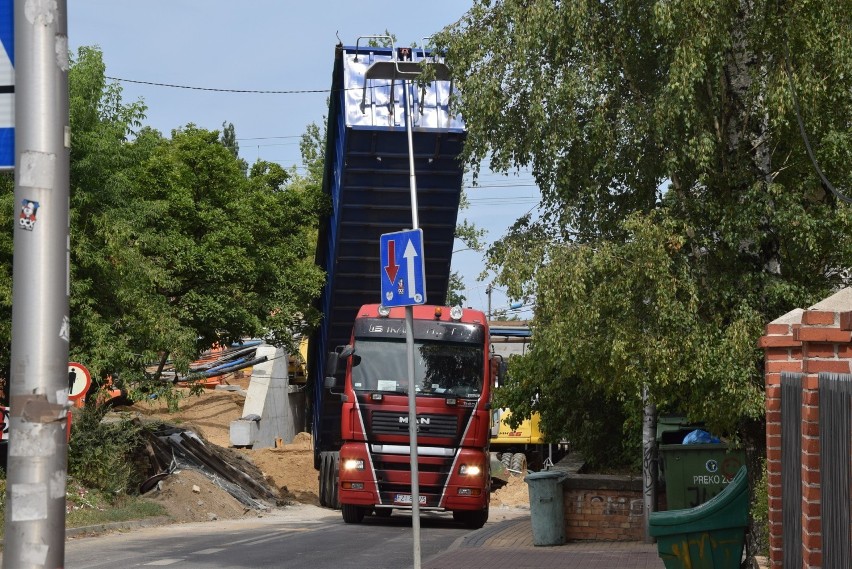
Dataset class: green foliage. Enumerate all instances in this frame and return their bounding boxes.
[68,406,145,497]
[434,1,852,466]
[750,458,770,557]
[446,271,467,308]
[60,47,326,396]
[65,485,167,528]
[0,468,165,539]
[0,173,12,386]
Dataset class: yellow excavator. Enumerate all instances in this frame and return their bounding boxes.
[489,324,567,474]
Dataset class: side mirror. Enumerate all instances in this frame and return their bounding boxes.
[324,345,354,389]
[324,375,339,389]
[490,354,505,387]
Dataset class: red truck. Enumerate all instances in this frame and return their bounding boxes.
[325,303,494,528]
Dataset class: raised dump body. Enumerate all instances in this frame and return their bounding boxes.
[310,43,467,478]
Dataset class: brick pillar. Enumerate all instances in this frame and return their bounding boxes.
[759,312,802,569]
[760,290,852,569]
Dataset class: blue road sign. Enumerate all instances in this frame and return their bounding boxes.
[380,229,426,307]
[0,0,13,169]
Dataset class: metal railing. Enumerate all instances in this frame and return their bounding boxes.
[781,372,803,569]
[818,373,852,569]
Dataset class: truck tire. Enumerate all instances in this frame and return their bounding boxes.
[342,503,366,524]
[510,452,527,474]
[453,506,489,529]
[500,452,512,470]
[319,452,340,508]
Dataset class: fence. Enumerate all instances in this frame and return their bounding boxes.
[817,373,851,569]
[781,372,802,569]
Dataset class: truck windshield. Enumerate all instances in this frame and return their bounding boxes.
[350,338,484,397]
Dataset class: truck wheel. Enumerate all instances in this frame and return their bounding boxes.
[342,504,366,523]
[510,453,527,474]
[500,453,512,469]
[319,452,339,508]
[453,506,489,529]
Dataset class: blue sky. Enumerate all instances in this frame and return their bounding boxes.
[67,1,539,319]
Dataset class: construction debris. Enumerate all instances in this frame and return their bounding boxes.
[137,421,281,510]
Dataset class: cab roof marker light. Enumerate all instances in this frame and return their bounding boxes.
[434,307,443,319]
[450,306,463,321]
[378,305,391,317]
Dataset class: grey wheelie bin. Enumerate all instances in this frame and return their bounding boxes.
[524,470,567,546]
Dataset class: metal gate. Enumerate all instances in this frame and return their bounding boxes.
[818,373,852,569]
[781,372,803,569]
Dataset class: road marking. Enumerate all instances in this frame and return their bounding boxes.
[222,527,316,547]
[192,547,225,555]
[243,533,292,547]
[143,560,183,566]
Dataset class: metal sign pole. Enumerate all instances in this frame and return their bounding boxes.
[402,76,422,569]
[369,46,451,569]
[4,1,71,567]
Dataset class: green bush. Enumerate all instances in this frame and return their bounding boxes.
[750,458,769,557]
[68,405,145,499]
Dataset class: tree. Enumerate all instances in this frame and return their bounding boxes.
[448,195,487,308]
[434,1,852,467]
[0,172,12,398]
[220,121,248,173]
[14,46,327,400]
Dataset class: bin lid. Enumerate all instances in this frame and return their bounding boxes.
[524,470,566,482]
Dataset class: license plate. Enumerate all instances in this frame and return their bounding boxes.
[394,493,426,505]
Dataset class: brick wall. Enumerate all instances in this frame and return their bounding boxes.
[561,474,645,541]
[758,287,852,568]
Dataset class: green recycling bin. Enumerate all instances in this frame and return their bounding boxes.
[659,442,746,510]
[524,470,567,546]
[656,418,745,510]
[649,465,749,569]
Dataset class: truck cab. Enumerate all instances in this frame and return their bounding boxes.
[327,304,493,528]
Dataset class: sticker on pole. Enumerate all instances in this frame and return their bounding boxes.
[68,362,91,401]
[380,229,426,307]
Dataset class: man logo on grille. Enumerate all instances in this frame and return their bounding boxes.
[398,416,430,425]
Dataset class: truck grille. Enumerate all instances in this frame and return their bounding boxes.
[370,411,458,438]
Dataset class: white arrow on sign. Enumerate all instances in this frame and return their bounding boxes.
[404,239,419,300]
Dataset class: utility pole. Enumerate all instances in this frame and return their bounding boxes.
[486,284,492,320]
[4,1,71,567]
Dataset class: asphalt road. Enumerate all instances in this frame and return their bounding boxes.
[43,505,492,569]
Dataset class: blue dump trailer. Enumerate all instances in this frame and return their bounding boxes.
[309,42,467,506]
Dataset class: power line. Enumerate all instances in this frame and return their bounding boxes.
[237,135,303,141]
[106,76,332,95]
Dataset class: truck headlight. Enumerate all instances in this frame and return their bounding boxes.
[459,464,481,476]
[343,459,365,471]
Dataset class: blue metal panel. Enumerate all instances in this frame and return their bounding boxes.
[310,44,466,461]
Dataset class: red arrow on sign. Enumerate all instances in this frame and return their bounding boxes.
[384,239,399,283]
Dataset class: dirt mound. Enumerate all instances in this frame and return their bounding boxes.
[123,386,528,522]
[147,467,258,523]
[243,432,318,505]
[491,473,530,508]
